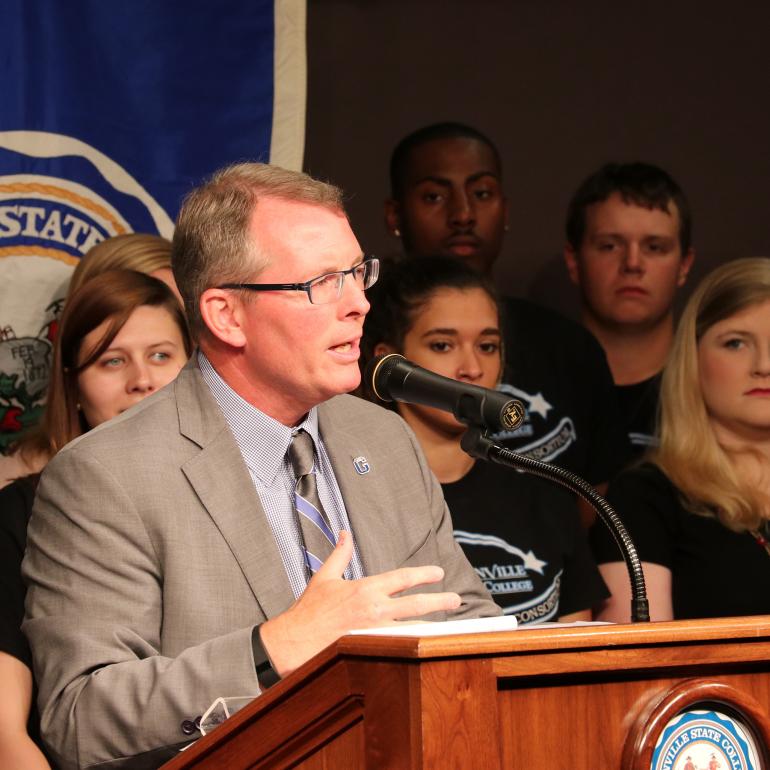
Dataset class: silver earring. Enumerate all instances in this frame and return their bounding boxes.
[393,228,401,237]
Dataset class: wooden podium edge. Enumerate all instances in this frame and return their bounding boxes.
[163,616,770,769]
[336,615,770,659]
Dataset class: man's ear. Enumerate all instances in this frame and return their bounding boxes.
[199,288,248,348]
[564,244,581,286]
[384,199,401,237]
[374,342,397,357]
[677,248,695,287]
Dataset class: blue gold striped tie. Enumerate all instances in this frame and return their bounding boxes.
[288,430,336,575]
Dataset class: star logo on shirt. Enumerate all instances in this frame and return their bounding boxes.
[498,384,553,420]
[525,392,552,419]
[454,532,549,577]
[521,550,548,574]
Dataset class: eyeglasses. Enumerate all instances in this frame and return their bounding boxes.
[218,257,380,305]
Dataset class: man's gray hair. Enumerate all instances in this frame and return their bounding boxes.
[172,162,345,335]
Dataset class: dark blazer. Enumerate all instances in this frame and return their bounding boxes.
[23,359,497,769]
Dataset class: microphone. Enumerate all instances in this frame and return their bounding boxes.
[366,353,525,433]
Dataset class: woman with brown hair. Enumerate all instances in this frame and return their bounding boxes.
[361,257,607,625]
[592,257,770,621]
[1,233,179,487]
[0,270,191,767]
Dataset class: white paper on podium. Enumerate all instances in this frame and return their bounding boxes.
[348,615,518,637]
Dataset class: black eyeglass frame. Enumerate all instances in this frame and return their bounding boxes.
[217,256,379,305]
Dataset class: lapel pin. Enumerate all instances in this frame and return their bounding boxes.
[352,456,370,475]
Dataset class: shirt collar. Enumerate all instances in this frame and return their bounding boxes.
[197,351,319,484]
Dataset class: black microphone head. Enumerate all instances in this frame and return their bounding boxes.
[365,353,406,402]
[366,353,524,432]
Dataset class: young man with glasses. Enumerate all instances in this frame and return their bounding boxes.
[23,162,497,769]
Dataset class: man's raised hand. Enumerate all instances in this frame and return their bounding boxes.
[259,531,462,677]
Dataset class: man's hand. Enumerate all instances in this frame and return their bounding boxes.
[259,531,461,677]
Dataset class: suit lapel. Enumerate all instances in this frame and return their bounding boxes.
[318,398,401,577]
[176,361,295,619]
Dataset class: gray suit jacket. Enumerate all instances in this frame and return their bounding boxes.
[23,360,498,769]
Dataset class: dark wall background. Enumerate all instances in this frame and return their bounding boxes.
[304,0,770,320]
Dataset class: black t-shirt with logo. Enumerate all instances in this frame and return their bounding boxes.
[495,297,629,484]
[442,460,608,625]
[590,463,770,619]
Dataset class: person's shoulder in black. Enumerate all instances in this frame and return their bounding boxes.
[589,462,678,568]
[0,474,46,754]
[501,295,601,348]
[495,296,630,485]
[590,462,770,619]
[0,474,38,665]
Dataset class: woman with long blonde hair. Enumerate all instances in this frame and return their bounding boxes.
[592,257,770,621]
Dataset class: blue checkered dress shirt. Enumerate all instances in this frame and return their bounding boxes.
[198,352,365,598]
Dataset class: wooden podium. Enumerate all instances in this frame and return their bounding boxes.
[162,617,770,769]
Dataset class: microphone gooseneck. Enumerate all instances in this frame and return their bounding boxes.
[460,428,650,623]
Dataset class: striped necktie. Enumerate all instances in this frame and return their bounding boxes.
[288,429,336,575]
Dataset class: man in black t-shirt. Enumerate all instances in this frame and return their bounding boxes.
[383,122,628,487]
[563,163,695,457]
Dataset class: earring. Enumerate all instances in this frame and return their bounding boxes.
[393,228,401,237]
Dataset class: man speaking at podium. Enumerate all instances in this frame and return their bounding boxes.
[23,163,498,769]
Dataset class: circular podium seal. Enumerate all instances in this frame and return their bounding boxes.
[651,709,761,770]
